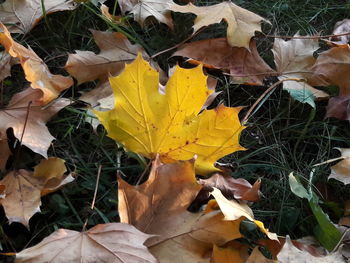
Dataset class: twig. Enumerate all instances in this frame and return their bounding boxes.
[151,29,204,59]
[82,165,102,231]
[263,31,350,39]
[242,78,304,125]
[313,156,346,167]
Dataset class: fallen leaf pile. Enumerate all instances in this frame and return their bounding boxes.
[1,0,350,262]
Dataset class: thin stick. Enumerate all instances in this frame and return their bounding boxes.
[82,165,102,231]
[242,78,303,125]
[263,31,350,39]
[151,29,204,59]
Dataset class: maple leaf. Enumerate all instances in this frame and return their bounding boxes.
[118,0,173,28]
[15,223,157,263]
[169,1,267,48]
[329,148,350,184]
[95,54,246,175]
[310,44,350,96]
[173,38,273,85]
[65,30,148,85]
[277,236,345,262]
[118,158,245,262]
[0,23,73,104]
[0,157,74,226]
[0,0,77,34]
[272,35,328,107]
[0,88,69,168]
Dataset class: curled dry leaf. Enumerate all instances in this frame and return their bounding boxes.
[118,0,173,28]
[95,55,246,175]
[330,19,350,44]
[118,158,245,263]
[173,38,273,85]
[0,157,74,227]
[277,236,345,263]
[0,23,73,104]
[0,0,77,34]
[329,148,350,184]
[65,30,148,85]
[272,35,328,107]
[100,4,121,23]
[0,52,17,82]
[211,187,278,241]
[197,172,261,202]
[0,88,69,167]
[169,2,267,48]
[15,223,157,263]
[311,44,350,96]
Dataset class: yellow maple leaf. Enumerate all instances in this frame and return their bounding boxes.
[94,54,246,175]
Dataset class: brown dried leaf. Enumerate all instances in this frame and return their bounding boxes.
[0,52,16,82]
[277,236,345,262]
[0,0,77,34]
[15,223,157,263]
[65,30,148,85]
[326,95,350,122]
[174,38,273,85]
[272,35,328,99]
[101,4,121,23]
[0,88,69,160]
[311,44,350,96]
[329,148,350,184]
[0,157,73,226]
[0,23,73,104]
[198,172,261,202]
[118,0,173,28]
[118,158,243,262]
[169,2,267,48]
[0,140,11,171]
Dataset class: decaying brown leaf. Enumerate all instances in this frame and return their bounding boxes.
[326,95,350,122]
[118,0,173,28]
[169,2,267,48]
[65,30,148,85]
[311,44,350,96]
[101,4,121,23]
[0,157,74,226]
[173,38,273,85]
[198,172,261,202]
[16,223,157,263]
[0,23,73,104]
[118,157,247,262]
[272,35,328,99]
[329,148,350,184]
[0,88,69,166]
[0,52,17,82]
[277,236,345,262]
[0,0,77,34]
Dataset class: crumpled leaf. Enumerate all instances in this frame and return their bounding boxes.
[0,157,74,227]
[15,223,157,263]
[311,44,350,96]
[0,88,69,166]
[118,0,173,28]
[65,30,148,85]
[329,148,350,184]
[330,19,350,44]
[95,54,246,175]
[173,38,273,85]
[0,0,77,34]
[100,4,121,23]
[118,158,244,263]
[0,52,17,82]
[169,2,267,48]
[198,172,261,202]
[272,35,328,107]
[0,23,73,104]
[277,236,345,262]
[0,140,11,171]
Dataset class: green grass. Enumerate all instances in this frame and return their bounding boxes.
[0,0,350,261]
